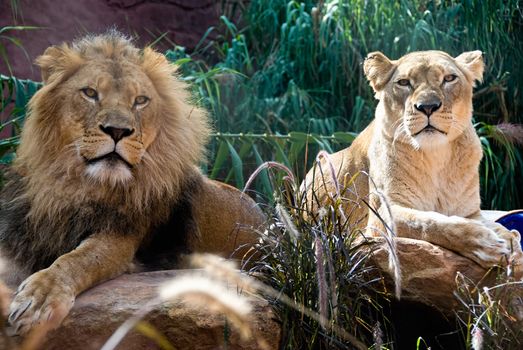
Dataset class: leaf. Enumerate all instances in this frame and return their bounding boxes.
[268,137,290,167]
[13,77,27,113]
[312,135,333,153]
[0,26,39,35]
[210,138,229,179]
[288,140,305,167]
[289,132,310,142]
[194,26,215,52]
[173,57,192,66]
[220,15,238,36]
[252,143,273,199]
[332,132,358,144]
[225,139,244,189]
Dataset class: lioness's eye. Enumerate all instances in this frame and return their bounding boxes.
[81,87,98,100]
[444,74,457,83]
[396,79,410,87]
[134,95,149,106]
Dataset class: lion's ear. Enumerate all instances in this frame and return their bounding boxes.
[455,50,484,85]
[363,51,395,93]
[35,44,83,84]
[35,46,64,83]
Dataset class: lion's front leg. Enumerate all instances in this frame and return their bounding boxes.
[368,204,513,269]
[8,233,142,335]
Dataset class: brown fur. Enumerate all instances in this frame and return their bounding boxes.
[303,50,523,273]
[0,31,264,334]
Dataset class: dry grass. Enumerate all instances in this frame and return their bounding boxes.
[455,264,523,350]
[245,160,397,349]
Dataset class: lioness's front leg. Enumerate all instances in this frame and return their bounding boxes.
[368,204,519,269]
[9,233,142,334]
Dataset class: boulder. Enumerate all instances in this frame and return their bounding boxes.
[38,270,280,350]
[370,234,523,347]
[371,237,493,312]
[371,236,522,317]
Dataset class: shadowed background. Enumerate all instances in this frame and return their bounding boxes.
[0,0,236,79]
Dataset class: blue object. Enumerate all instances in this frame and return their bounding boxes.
[496,210,523,248]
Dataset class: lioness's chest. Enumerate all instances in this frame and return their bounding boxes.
[395,154,479,216]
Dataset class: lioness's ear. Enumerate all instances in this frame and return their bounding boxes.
[364,51,395,93]
[35,44,83,84]
[455,50,484,85]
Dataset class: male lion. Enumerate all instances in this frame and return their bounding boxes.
[0,32,264,334]
[303,50,522,271]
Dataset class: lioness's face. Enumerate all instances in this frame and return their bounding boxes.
[53,59,160,184]
[364,50,484,149]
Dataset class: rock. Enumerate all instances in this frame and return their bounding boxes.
[370,237,523,314]
[369,210,523,314]
[370,235,523,347]
[39,270,280,350]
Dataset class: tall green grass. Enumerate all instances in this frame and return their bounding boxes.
[174,0,523,130]
[165,0,523,209]
[0,75,40,164]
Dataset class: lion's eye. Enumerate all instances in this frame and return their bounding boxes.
[81,87,98,100]
[443,74,457,83]
[134,95,149,106]
[396,79,410,87]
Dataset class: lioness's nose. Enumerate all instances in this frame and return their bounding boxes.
[415,101,442,116]
[100,125,134,142]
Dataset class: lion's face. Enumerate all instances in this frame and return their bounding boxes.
[16,33,209,198]
[57,60,160,184]
[364,50,484,149]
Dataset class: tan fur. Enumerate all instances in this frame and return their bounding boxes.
[2,32,264,334]
[304,50,523,272]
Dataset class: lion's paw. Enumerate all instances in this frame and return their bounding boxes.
[8,269,75,335]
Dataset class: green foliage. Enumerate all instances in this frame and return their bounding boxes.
[476,122,523,210]
[0,75,41,164]
[0,26,39,75]
[169,0,523,209]
[205,132,356,201]
[170,0,523,130]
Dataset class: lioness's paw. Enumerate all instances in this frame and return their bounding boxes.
[8,269,74,335]
[475,222,523,277]
[496,226,522,251]
[502,229,523,278]
[461,222,512,269]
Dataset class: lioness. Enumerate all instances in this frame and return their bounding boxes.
[0,32,264,334]
[303,50,522,271]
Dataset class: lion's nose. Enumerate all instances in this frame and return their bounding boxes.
[100,125,134,142]
[415,101,442,117]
